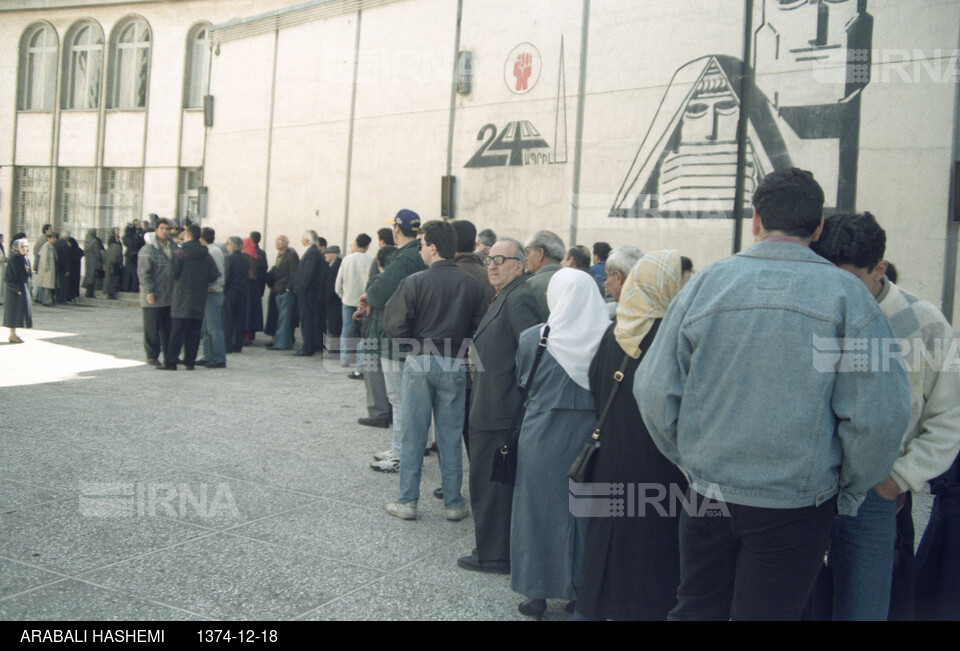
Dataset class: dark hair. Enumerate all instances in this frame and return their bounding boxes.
[681,256,694,274]
[250,231,261,245]
[42,223,53,234]
[201,227,215,244]
[186,224,202,241]
[420,220,456,259]
[377,227,394,246]
[318,237,328,248]
[810,212,886,270]
[355,233,372,249]
[751,168,825,238]
[156,218,171,228]
[885,262,897,284]
[593,242,612,261]
[451,220,477,254]
[565,246,590,271]
[377,245,397,269]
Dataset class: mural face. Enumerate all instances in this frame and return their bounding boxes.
[610,0,872,220]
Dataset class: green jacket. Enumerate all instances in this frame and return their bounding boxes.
[364,238,426,359]
[525,263,561,319]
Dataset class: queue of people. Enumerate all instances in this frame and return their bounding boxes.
[2,166,959,621]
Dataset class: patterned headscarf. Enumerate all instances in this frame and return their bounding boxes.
[614,250,683,358]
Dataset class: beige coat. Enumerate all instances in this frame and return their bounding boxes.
[37,241,57,289]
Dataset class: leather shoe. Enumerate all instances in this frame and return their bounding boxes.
[204,362,226,369]
[358,417,391,428]
[348,371,364,380]
[294,351,314,357]
[194,359,210,366]
[433,487,443,499]
[155,365,176,371]
[456,554,510,575]
[518,599,547,620]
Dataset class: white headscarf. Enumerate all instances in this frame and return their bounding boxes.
[545,268,611,390]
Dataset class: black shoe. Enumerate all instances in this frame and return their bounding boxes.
[155,365,176,371]
[146,359,162,368]
[433,487,443,499]
[183,364,195,371]
[294,351,314,357]
[194,359,210,366]
[358,417,391,428]
[564,600,576,615]
[457,554,510,575]
[518,599,547,620]
[204,362,226,369]
[348,371,364,380]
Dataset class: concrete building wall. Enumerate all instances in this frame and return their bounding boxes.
[4,0,960,316]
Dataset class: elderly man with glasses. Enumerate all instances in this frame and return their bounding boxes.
[457,237,545,574]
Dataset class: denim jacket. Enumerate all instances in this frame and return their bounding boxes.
[634,241,911,516]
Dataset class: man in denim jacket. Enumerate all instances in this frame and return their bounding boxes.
[635,168,911,620]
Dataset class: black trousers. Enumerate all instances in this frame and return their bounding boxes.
[669,490,836,621]
[143,306,171,361]
[297,289,320,355]
[468,427,514,563]
[165,317,202,368]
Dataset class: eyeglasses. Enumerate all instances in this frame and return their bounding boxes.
[483,255,521,267]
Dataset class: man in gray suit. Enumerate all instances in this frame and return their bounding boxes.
[524,230,564,318]
[458,237,544,574]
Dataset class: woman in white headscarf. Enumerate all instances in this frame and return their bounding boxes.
[510,268,610,620]
[574,250,691,621]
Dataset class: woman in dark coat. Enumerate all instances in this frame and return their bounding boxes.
[67,235,83,301]
[104,231,124,299]
[915,451,960,620]
[574,250,689,621]
[83,229,104,298]
[4,239,33,343]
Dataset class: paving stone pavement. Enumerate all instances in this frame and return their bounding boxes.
[0,296,937,621]
[0,297,535,621]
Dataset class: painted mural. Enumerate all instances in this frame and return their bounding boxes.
[610,0,872,219]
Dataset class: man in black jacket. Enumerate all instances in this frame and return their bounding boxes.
[160,224,219,371]
[382,220,486,522]
[223,236,249,355]
[457,237,542,573]
[292,230,327,357]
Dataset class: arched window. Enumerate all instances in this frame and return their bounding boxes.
[62,22,104,110]
[183,23,211,109]
[108,17,151,109]
[18,24,58,111]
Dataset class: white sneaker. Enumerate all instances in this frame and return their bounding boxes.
[445,504,470,521]
[373,449,395,461]
[371,458,399,473]
[386,502,417,520]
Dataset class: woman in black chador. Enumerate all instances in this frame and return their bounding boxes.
[574,250,690,621]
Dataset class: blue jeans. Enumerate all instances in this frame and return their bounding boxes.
[341,304,361,369]
[201,291,226,364]
[273,290,295,349]
[829,488,899,620]
[397,355,466,509]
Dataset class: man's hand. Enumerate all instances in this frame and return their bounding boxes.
[874,476,901,501]
[357,294,368,311]
[146,293,155,305]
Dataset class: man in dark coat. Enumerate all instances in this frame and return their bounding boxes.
[268,235,299,350]
[323,245,342,352]
[293,231,327,357]
[122,222,143,292]
[457,237,543,574]
[223,236,248,355]
[159,224,219,371]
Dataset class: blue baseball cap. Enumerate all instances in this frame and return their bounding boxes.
[387,209,421,233]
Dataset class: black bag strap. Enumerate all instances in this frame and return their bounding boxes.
[509,325,551,430]
[586,353,632,445]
